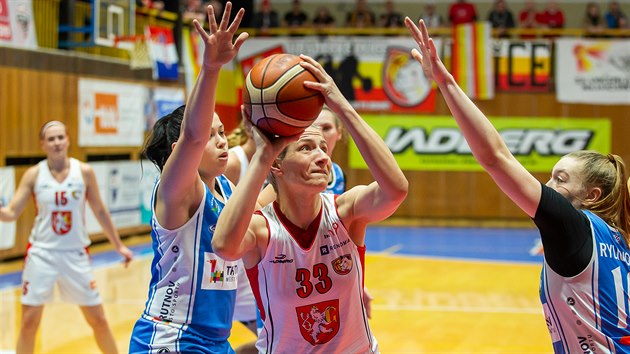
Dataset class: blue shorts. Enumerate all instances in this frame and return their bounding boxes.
[129,316,235,354]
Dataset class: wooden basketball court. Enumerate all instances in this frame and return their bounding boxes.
[0,226,553,353]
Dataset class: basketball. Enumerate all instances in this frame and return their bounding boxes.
[243,54,325,137]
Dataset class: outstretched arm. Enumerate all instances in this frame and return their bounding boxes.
[300,55,408,229]
[405,18,541,217]
[0,167,37,222]
[158,3,249,218]
[83,164,133,267]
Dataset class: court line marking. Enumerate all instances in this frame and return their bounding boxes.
[367,251,541,266]
[373,304,543,315]
[379,244,403,255]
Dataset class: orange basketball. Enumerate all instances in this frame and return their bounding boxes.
[243,54,325,137]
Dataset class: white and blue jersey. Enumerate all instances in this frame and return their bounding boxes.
[541,210,630,353]
[130,175,239,354]
[325,162,345,195]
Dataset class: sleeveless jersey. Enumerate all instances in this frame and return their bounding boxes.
[325,162,345,195]
[29,158,89,249]
[248,193,378,353]
[541,210,630,352]
[139,175,239,341]
[229,145,249,183]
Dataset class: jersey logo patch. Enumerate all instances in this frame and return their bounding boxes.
[296,299,340,346]
[331,254,353,275]
[201,252,238,290]
[52,211,72,235]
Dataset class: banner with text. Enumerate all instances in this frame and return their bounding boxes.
[0,0,37,49]
[0,167,16,249]
[494,39,552,92]
[236,36,440,113]
[555,38,630,105]
[349,115,611,172]
[78,78,147,147]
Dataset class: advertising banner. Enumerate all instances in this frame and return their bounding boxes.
[78,78,147,147]
[236,36,439,113]
[556,38,630,105]
[349,115,611,172]
[494,39,552,92]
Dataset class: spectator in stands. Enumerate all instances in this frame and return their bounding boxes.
[420,3,444,29]
[487,0,515,38]
[312,6,336,30]
[583,2,606,37]
[252,0,279,33]
[346,0,376,28]
[518,0,542,38]
[182,0,207,23]
[449,0,477,26]
[539,0,565,37]
[284,0,308,28]
[379,0,404,28]
[605,1,628,29]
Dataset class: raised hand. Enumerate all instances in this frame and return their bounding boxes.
[240,106,299,162]
[298,54,349,113]
[404,17,451,86]
[192,2,249,70]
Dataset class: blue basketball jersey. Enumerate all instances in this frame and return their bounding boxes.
[541,210,630,352]
[325,162,346,195]
[130,175,238,352]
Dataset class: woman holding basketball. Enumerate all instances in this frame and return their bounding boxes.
[128,3,248,353]
[213,54,408,352]
[405,18,630,351]
[0,120,133,354]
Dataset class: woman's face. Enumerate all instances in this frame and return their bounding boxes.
[276,126,331,192]
[546,156,588,209]
[199,114,229,178]
[40,124,69,159]
[314,110,341,156]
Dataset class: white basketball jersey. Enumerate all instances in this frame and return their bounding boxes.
[229,145,249,183]
[249,193,378,353]
[29,158,89,249]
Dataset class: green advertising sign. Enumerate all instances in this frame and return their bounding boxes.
[349,115,611,172]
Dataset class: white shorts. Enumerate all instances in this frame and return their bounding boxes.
[232,260,257,323]
[21,246,101,306]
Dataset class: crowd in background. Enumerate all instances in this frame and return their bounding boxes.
[137,0,628,37]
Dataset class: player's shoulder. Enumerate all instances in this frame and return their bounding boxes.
[22,164,41,183]
[76,160,94,174]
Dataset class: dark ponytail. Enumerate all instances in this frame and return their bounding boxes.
[142,105,186,171]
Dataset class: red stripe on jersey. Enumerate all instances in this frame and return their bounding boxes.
[358,245,366,290]
[246,265,266,322]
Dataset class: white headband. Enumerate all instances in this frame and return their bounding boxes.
[39,120,65,139]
